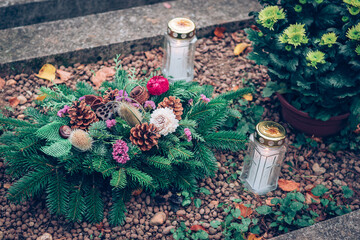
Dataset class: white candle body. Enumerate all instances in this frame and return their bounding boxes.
[167,44,189,80]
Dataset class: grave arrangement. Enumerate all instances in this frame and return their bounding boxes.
[0,61,252,225]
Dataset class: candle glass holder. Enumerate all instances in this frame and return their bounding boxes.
[162,18,197,82]
[240,121,287,195]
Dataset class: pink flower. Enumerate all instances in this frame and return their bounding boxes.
[144,100,156,110]
[200,94,210,103]
[184,128,192,142]
[112,140,130,164]
[106,119,117,128]
[57,105,70,117]
[116,90,131,102]
[188,99,193,106]
[79,96,85,101]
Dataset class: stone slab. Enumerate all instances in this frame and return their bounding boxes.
[271,210,360,240]
[0,0,261,75]
[0,0,168,29]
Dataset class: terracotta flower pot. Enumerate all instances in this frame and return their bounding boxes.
[276,93,350,137]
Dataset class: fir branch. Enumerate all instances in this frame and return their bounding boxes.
[67,179,85,222]
[46,169,70,215]
[126,168,152,187]
[110,168,127,189]
[84,179,104,223]
[109,189,127,226]
[204,131,247,152]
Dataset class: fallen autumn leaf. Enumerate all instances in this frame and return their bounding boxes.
[235,203,253,218]
[190,225,208,233]
[91,67,116,88]
[8,97,20,107]
[234,43,251,56]
[278,179,300,192]
[36,64,56,81]
[214,27,226,38]
[56,69,72,83]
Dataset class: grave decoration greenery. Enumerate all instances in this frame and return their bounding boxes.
[247,0,360,127]
[0,57,252,226]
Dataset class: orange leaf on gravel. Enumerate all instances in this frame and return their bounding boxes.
[235,203,253,218]
[265,197,275,206]
[0,77,5,90]
[35,94,47,101]
[36,64,56,81]
[91,67,116,88]
[214,27,226,38]
[234,43,251,56]
[132,188,143,196]
[56,69,72,83]
[305,192,320,204]
[248,233,263,240]
[232,85,240,91]
[278,179,300,192]
[243,93,253,101]
[9,97,20,107]
[190,225,208,233]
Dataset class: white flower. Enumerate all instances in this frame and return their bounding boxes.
[150,108,179,136]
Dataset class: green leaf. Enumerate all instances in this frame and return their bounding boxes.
[269,222,278,228]
[255,205,272,215]
[250,225,260,234]
[41,139,72,157]
[200,187,211,196]
[194,198,202,208]
[232,208,241,218]
[342,186,354,199]
[35,121,64,141]
[311,185,329,197]
[210,220,221,229]
[295,192,305,203]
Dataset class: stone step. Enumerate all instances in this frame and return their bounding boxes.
[0,0,261,75]
[0,0,168,29]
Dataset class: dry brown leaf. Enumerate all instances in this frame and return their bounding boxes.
[0,77,5,90]
[234,43,251,56]
[305,192,320,204]
[91,67,116,88]
[163,2,172,8]
[132,188,143,196]
[232,86,240,91]
[190,225,208,233]
[235,203,253,218]
[35,94,47,101]
[36,64,56,81]
[56,69,72,83]
[265,197,275,206]
[3,183,11,189]
[9,97,20,107]
[278,179,300,192]
[214,27,226,38]
[243,93,253,101]
[247,233,263,240]
[250,25,260,31]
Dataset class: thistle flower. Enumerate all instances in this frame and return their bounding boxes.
[306,50,326,68]
[200,94,210,103]
[69,129,93,151]
[257,6,286,30]
[57,105,70,117]
[356,45,360,55]
[279,23,308,48]
[294,5,302,12]
[112,140,130,164]
[184,128,192,142]
[346,23,360,40]
[319,32,337,47]
[150,108,179,136]
[106,119,117,128]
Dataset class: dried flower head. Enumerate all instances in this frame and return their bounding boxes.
[69,129,93,151]
[279,23,309,48]
[117,102,143,127]
[150,108,179,136]
[319,32,337,47]
[306,50,326,68]
[257,6,286,30]
[106,119,117,128]
[347,23,360,40]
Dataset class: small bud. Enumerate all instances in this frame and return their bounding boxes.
[294,5,302,12]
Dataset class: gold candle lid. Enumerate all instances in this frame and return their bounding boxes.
[255,121,286,147]
[167,18,196,39]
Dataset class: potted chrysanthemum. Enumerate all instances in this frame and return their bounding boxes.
[247,0,360,137]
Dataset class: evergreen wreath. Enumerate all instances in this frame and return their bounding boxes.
[0,57,252,225]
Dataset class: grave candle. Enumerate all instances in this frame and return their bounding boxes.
[162,18,197,82]
[240,121,287,195]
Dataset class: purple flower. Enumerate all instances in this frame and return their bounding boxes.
[184,128,192,142]
[112,140,130,164]
[79,96,85,101]
[200,94,210,103]
[106,119,117,128]
[188,99,193,106]
[57,105,70,117]
[116,90,131,102]
[144,100,156,110]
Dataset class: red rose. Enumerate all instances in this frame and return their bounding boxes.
[146,76,169,95]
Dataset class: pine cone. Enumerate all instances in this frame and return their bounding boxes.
[129,123,160,151]
[103,88,119,103]
[158,96,183,120]
[68,100,99,130]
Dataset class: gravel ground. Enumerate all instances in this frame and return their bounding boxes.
[0,30,359,240]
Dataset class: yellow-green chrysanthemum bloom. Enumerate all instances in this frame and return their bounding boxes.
[279,23,309,47]
[320,32,338,47]
[356,45,360,55]
[344,0,360,8]
[258,6,286,30]
[348,6,360,15]
[346,23,360,40]
[294,5,303,12]
[306,50,326,68]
